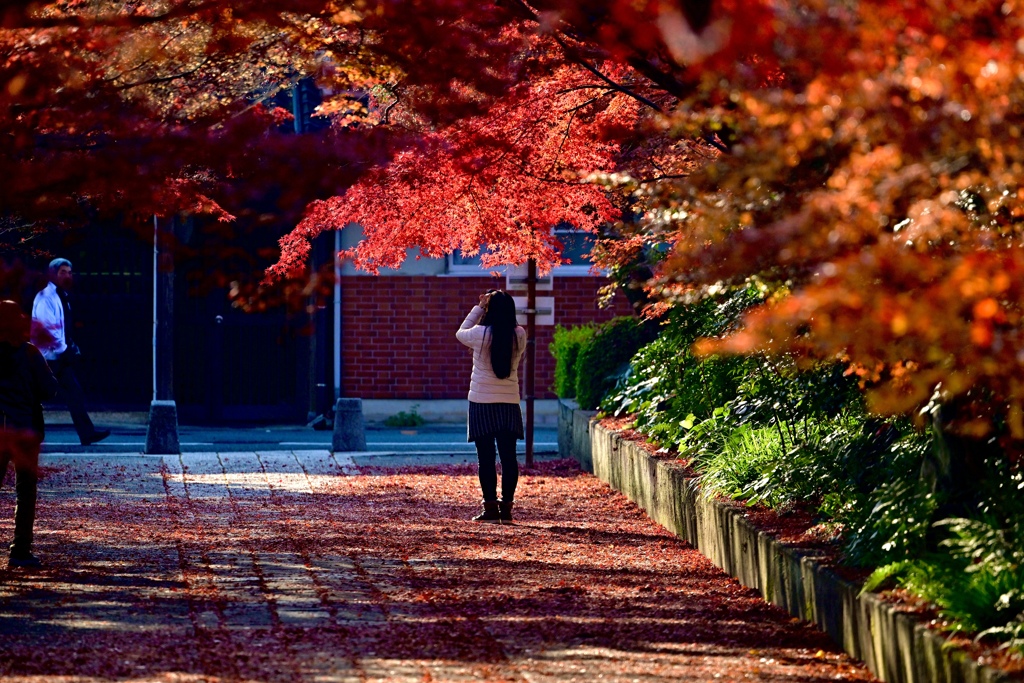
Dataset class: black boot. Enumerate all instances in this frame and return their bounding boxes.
[472,500,501,523]
[498,499,513,523]
[8,550,41,569]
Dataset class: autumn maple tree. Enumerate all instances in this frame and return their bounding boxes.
[270,58,648,277]
[1,1,680,269]
[625,0,1024,444]
[7,0,1024,444]
[269,0,1024,447]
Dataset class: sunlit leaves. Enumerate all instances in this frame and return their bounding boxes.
[270,59,646,278]
[632,0,1024,441]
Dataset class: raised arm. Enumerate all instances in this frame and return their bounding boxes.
[456,305,486,348]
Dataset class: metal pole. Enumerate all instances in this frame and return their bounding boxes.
[149,216,176,401]
[146,214,179,454]
[525,258,537,467]
[155,220,174,401]
[292,81,304,135]
[152,215,158,402]
[334,230,342,400]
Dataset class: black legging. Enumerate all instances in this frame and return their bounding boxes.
[474,432,519,503]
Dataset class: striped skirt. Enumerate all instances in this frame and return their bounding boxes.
[467,401,524,442]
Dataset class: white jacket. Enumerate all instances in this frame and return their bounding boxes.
[31,282,66,361]
[456,306,527,404]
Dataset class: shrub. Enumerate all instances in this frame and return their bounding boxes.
[593,287,1024,653]
[836,432,937,566]
[602,287,763,445]
[683,393,938,566]
[604,337,749,448]
[730,356,862,429]
[549,323,596,399]
[575,316,651,410]
[383,405,426,428]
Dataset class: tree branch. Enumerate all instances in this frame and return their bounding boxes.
[380,86,402,125]
[499,0,664,113]
[101,29,186,85]
[624,54,694,102]
[634,173,691,183]
[556,84,621,95]
[113,56,212,91]
[552,103,584,173]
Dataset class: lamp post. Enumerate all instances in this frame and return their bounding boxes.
[524,257,537,467]
[145,214,180,454]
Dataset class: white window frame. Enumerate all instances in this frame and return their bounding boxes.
[444,249,508,276]
[444,227,601,277]
[549,225,600,276]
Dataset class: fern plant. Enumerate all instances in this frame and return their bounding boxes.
[864,465,1024,655]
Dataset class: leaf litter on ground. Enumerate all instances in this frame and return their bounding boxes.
[0,457,879,682]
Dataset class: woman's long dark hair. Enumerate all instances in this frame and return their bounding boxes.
[482,291,518,379]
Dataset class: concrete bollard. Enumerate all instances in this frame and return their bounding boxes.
[145,400,180,454]
[332,398,367,452]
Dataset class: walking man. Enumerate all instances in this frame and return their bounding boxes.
[31,258,110,446]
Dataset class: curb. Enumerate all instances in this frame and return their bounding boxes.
[559,400,1011,683]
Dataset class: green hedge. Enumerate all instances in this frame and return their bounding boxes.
[575,316,650,410]
[549,324,596,399]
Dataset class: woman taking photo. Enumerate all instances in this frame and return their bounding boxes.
[456,290,527,523]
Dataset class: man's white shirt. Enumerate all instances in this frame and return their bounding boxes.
[32,281,66,361]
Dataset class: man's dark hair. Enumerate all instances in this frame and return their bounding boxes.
[48,258,72,276]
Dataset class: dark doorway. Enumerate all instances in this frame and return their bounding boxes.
[29,218,311,423]
[174,287,310,423]
[32,221,154,411]
[172,215,312,424]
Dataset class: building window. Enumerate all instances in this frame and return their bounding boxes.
[552,224,597,274]
[446,247,505,274]
[445,223,599,276]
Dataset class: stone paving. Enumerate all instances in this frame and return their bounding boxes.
[0,452,877,682]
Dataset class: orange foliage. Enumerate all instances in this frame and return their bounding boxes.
[7,0,1024,436]
[634,0,1024,437]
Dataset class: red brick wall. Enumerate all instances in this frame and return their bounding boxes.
[339,276,634,399]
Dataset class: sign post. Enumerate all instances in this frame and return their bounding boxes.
[525,258,536,467]
[507,261,555,468]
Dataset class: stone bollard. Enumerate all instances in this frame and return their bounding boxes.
[332,398,367,452]
[145,400,180,454]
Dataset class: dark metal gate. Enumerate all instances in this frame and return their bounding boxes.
[57,223,153,410]
[36,220,311,423]
[174,287,310,423]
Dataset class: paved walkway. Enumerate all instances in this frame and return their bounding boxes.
[0,452,876,682]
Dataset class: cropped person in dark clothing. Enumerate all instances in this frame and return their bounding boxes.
[0,300,59,568]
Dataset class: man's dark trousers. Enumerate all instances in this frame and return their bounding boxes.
[49,353,97,442]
